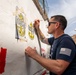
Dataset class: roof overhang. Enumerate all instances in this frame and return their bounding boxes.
[33,0,49,21]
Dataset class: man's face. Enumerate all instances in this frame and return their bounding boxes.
[47,18,57,34]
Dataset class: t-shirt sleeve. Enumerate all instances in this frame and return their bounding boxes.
[56,37,76,62]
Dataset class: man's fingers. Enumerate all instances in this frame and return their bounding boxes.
[34,47,36,50]
[34,19,40,24]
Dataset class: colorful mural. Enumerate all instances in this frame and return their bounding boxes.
[14,6,27,42]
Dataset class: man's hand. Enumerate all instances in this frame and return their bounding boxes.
[25,46,38,59]
[33,19,40,30]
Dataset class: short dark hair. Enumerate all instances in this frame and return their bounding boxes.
[51,15,67,30]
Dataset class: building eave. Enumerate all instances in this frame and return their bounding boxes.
[33,0,49,21]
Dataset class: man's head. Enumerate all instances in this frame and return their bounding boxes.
[47,15,67,34]
[51,15,67,30]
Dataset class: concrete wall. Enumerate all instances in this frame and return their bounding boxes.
[0,0,49,75]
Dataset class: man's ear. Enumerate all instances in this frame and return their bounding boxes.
[55,22,60,29]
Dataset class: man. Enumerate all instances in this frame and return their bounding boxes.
[25,15,76,75]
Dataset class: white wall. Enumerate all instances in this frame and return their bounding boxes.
[0,0,48,75]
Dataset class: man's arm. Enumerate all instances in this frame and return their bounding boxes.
[34,54,70,75]
[25,47,70,75]
[34,20,49,44]
[36,28,49,44]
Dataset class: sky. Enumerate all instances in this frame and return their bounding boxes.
[46,0,76,36]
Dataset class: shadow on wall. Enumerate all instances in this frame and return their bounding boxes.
[25,55,31,75]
